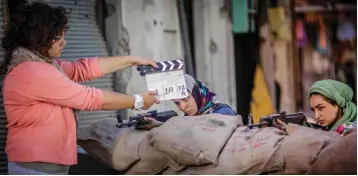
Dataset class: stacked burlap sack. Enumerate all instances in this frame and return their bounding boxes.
[77,118,168,175]
[77,114,356,175]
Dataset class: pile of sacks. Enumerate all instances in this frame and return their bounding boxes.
[77,114,357,175]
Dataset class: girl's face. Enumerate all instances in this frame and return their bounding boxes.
[309,94,341,127]
[173,93,198,115]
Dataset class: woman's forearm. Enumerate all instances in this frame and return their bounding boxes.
[98,56,134,75]
[101,90,135,110]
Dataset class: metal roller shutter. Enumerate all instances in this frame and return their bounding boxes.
[0,1,7,174]
[37,0,117,128]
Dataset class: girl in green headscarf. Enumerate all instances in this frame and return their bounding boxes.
[275,79,356,136]
[308,79,356,136]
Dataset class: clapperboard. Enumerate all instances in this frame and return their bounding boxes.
[137,59,188,100]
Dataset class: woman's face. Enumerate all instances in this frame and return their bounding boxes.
[309,94,341,127]
[48,31,66,58]
[173,93,198,116]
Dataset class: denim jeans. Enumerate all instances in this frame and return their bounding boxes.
[8,162,48,175]
[8,162,69,175]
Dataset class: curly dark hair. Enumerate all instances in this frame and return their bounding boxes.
[0,2,70,76]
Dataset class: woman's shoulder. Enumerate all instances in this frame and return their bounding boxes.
[4,61,64,91]
[212,103,237,116]
[8,61,55,75]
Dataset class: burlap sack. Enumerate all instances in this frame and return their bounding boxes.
[111,128,149,171]
[161,167,178,175]
[125,135,169,175]
[271,124,340,174]
[77,139,114,168]
[161,126,286,175]
[77,119,148,171]
[308,129,357,175]
[149,114,242,168]
[213,126,286,174]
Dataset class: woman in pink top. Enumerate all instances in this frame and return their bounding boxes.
[1,2,159,175]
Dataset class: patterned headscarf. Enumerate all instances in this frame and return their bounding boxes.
[184,74,217,115]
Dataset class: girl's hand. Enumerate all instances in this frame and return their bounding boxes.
[274,119,287,132]
[136,117,163,130]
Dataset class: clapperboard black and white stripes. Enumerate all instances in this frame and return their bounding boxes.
[137,59,184,74]
[138,59,188,100]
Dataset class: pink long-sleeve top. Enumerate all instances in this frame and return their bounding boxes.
[3,58,105,165]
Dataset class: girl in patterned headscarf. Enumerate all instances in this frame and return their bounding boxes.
[172,74,236,116]
[137,74,237,130]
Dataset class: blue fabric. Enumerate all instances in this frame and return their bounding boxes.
[8,162,49,175]
[212,104,237,116]
[77,146,88,155]
[337,20,356,41]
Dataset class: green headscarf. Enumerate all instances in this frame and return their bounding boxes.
[308,79,357,131]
